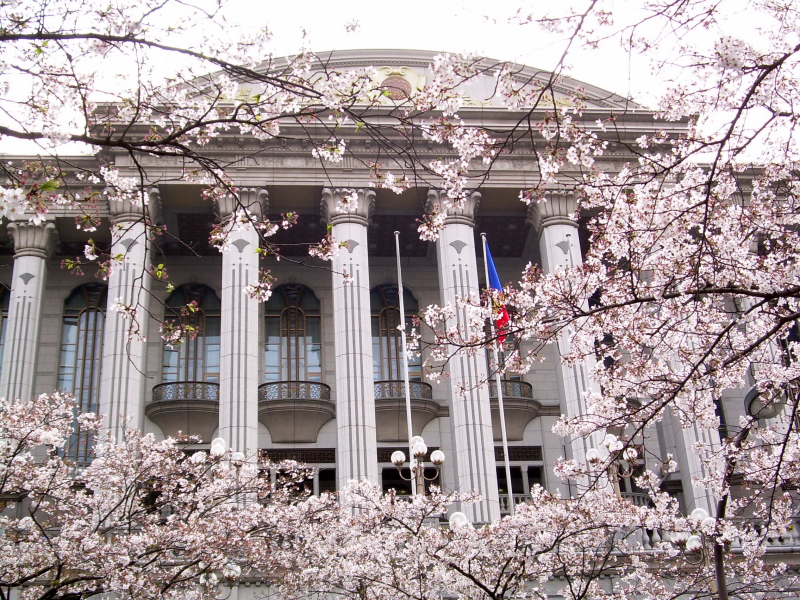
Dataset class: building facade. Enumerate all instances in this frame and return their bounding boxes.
[0,50,742,525]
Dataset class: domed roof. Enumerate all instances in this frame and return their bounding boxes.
[246,48,640,112]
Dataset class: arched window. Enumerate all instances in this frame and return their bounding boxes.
[162,284,221,383]
[264,284,321,382]
[58,284,106,465]
[371,284,421,381]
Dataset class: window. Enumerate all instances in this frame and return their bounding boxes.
[264,284,321,382]
[381,466,439,495]
[58,284,106,464]
[162,284,221,383]
[371,284,421,381]
[0,286,8,381]
[318,468,337,494]
[496,466,525,495]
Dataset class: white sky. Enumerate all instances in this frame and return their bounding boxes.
[227,0,648,100]
[0,0,765,155]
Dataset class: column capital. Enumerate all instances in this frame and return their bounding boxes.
[320,188,375,226]
[426,189,481,226]
[108,187,163,225]
[215,188,268,220]
[7,220,59,259]
[525,190,578,232]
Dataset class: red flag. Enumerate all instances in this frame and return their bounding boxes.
[485,244,510,344]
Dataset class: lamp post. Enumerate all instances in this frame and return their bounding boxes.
[390,436,445,496]
[585,434,640,499]
[671,508,718,594]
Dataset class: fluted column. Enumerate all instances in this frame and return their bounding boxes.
[528,192,604,471]
[529,191,718,511]
[216,189,266,456]
[0,218,58,401]
[431,190,500,523]
[321,188,379,489]
[669,412,719,515]
[99,189,161,442]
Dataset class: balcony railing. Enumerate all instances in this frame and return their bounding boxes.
[258,381,331,401]
[374,380,433,400]
[499,493,530,513]
[146,381,220,442]
[488,379,533,399]
[257,381,334,444]
[151,381,219,402]
[621,492,651,507]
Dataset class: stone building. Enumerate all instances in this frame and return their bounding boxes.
[0,49,740,525]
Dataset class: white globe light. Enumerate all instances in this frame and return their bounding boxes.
[702,516,716,530]
[190,451,206,464]
[231,451,245,465]
[223,563,242,579]
[686,535,703,552]
[670,531,689,544]
[691,507,709,521]
[448,511,470,528]
[430,450,445,465]
[391,450,406,466]
[585,448,601,463]
[412,441,427,458]
[623,447,638,461]
[210,439,227,457]
[410,436,425,447]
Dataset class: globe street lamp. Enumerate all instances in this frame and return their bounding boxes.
[390,436,445,496]
[585,434,640,499]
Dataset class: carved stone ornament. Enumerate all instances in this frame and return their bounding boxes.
[320,188,376,226]
[525,189,579,232]
[372,66,426,105]
[215,188,268,220]
[426,189,481,226]
[7,220,59,259]
[108,187,163,225]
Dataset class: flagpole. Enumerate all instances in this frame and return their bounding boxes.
[395,231,416,495]
[481,233,515,516]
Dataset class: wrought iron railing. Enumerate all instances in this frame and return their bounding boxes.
[258,381,332,401]
[151,381,219,402]
[488,380,533,399]
[374,380,433,400]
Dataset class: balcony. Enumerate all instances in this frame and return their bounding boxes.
[373,380,447,442]
[258,381,334,443]
[488,380,541,441]
[146,382,220,442]
[499,493,530,515]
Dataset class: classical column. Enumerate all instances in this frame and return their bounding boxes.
[216,188,267,456]
[0,218,58,401]
[99,189,161,442]
[663,411,719,515]
[431,189,500,523]
[529,191,718,511]
[527,192,604,471]
[321,188,379,489]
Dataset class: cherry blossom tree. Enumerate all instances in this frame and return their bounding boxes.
[4,0,800,596]
[275,481,792,600]
[411,1,800,598]
[0,390,332,600]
